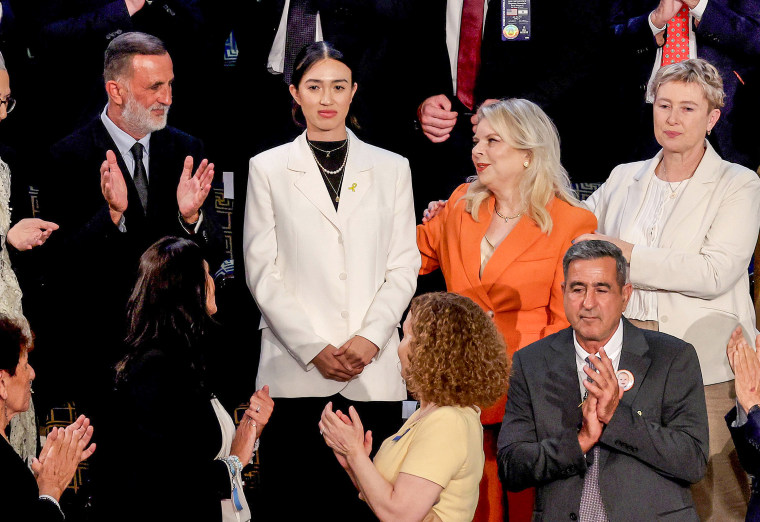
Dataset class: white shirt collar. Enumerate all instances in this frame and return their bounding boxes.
[574,319,625,396]
[100,105,151,176]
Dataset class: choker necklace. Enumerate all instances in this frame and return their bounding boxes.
[309,136,350,176]
[308,139,348,158]
[494,207,523,223]
[309,137,349,203]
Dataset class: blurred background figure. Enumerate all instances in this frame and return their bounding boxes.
[320,292,509,522]
[0,315,95,522]
[94,236,273,522]
[581,58,760,520]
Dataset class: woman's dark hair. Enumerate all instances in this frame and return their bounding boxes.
[116,237,213,381]
[290,41,359,128]
[0,316,30,376]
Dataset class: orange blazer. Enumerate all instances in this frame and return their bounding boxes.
[417,184,597,424]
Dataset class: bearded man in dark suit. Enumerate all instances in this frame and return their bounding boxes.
[36,32,224,413]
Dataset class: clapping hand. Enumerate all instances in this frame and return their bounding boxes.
[100,150,128,224]
[727,327,760,414]
[177,156,214,225]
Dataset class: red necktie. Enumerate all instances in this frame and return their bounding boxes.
[662,6,690,66]
[456,0,484,110]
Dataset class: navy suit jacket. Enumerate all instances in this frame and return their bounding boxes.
[498,319,709,521]
[610,0,760,169]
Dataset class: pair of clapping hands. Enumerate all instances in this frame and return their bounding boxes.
[311,336,379,382]
[100,150,213,227]
[727,327,760,415]
[577,348,625,454]
[34,415,96,502]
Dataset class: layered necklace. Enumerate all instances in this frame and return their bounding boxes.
[308,136,349,204]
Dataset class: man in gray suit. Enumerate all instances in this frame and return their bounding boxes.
[498,240,708,521]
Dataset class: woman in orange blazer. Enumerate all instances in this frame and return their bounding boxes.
[417,99,597,522]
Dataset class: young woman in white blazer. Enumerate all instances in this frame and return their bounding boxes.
[578,59,760,520]
[243,42,419,520]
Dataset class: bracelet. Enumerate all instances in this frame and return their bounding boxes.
[39,495,65,519]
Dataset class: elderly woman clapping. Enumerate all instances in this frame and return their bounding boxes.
[0,316,95,521]
[579,58,760,517]
[320,292,509,522]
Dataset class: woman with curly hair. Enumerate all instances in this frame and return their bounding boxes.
[319,292,510,522]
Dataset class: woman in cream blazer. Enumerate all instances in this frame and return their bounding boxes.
[580,59,760,520]
[243,42,419,521]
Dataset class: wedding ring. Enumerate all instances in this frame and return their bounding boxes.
[255,405,261,413]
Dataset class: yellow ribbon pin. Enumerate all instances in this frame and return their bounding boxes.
[349,183,357,192]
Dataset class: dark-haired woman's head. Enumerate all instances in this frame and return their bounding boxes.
[289,41,357,135]
[125,236,215,350]
[0,316,34,424]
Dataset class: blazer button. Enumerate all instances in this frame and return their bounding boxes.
[339,272,347,280]
[570,513,578,521]
[660,315,668,322]
[341,311,349,319]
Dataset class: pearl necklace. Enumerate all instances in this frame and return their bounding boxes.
[308,136,350,175]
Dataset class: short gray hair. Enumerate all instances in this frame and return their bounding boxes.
[104,32,168,82]
[563,240,628,289]
[648,58,725,111]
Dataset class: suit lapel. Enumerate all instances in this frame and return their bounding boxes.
[459,197,492,306]
[618,153,661,240]
[657,142,721,248]
[336,130,373,222]
[598,319,651,470]
[290,132,341,230]
[481,201,547,292]
[548,329,584,431]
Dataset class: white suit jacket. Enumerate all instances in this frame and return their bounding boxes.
[243,130,419,401]
[584,142,760,386]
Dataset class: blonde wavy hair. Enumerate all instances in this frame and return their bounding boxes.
[405,292,510,408]
[461,98,580,234]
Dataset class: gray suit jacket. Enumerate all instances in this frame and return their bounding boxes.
[497,319,708,521]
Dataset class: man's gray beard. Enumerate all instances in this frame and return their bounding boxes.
[122,94,169,135]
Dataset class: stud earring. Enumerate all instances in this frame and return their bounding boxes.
[707,129,712,136]
[523,161,529,168]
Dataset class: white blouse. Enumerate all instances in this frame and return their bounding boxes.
[625,174,691,321]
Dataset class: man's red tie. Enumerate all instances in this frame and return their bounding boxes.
[456,0,484,110]
[662,6,690,65]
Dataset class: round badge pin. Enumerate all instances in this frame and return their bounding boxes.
[503,24,520,40]
[616,369,634,391]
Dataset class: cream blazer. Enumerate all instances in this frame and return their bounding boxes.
[585,142,760,386]
[243,130,419,401]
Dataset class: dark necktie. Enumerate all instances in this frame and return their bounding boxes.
[283,0,317,85]
[130,142,149,214]
[456,0,485,110]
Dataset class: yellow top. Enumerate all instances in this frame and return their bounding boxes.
[373,405,484,522]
